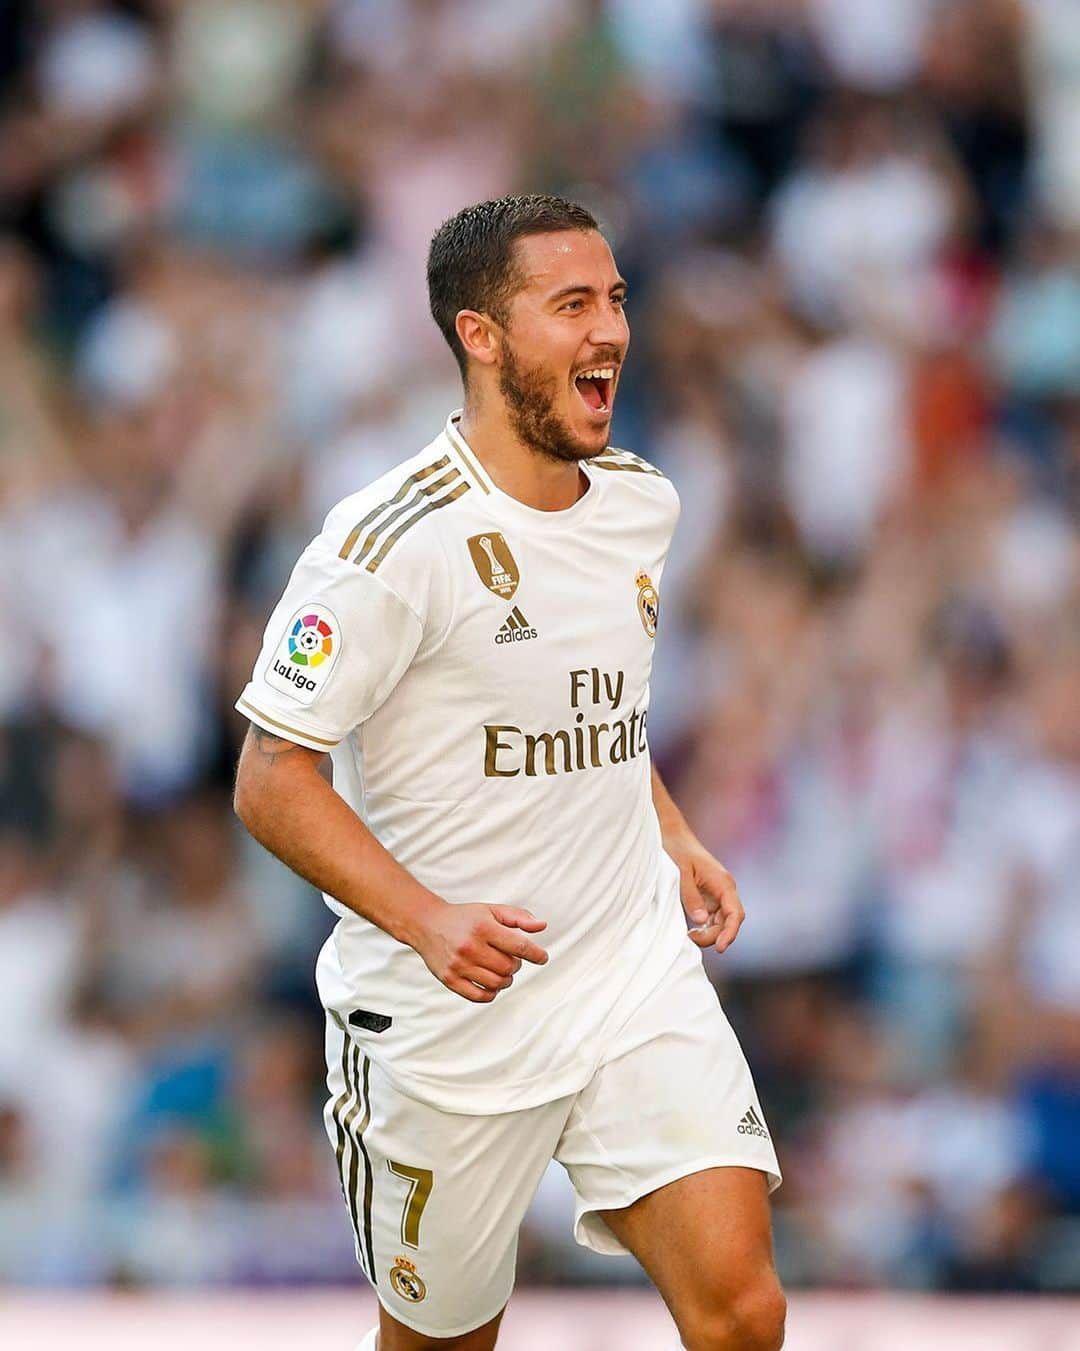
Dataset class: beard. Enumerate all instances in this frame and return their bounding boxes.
[497,341,597,465]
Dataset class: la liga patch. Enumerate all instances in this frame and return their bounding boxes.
[265,605,340,705]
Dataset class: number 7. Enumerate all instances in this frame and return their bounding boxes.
[387,1160,433,1249]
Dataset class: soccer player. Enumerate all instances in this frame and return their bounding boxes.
[234,195,784,1351]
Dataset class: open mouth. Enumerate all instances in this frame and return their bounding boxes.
[574,366,615,416]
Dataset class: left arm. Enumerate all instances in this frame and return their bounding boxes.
[652,765,744,954]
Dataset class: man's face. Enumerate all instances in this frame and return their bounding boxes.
[494,229,629,463]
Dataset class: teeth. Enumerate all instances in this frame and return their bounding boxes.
[576,367,615,381]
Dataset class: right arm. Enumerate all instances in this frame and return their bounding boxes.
[233,723,547,1002]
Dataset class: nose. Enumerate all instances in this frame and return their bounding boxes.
[588,298,629,354]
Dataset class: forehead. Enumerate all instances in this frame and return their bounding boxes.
[512,229,621,296]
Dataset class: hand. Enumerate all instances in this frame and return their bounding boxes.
[413,901,549,1003]
[668,836,744,955]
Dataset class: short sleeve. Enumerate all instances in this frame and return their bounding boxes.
[235,539,423,750]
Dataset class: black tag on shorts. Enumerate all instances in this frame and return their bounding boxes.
[349,1008,393,1034]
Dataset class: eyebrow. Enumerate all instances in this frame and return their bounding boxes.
[546,279,628,302]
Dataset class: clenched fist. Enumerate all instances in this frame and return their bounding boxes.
[413,902,549,1003]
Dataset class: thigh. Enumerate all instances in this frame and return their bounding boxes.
[323,1015,568,1341]
[554,943,781,1257]
[598,1166,778,1328]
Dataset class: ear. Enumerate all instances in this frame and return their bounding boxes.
[455,309,500,369]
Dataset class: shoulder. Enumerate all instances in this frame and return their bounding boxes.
[590,445,680,521]
[320,437,474,577]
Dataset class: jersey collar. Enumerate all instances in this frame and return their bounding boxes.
[443,410,603,530]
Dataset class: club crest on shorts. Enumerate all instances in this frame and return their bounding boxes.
[636,571,659,638]
[467,532,519,599]
[389,1254,427,1302]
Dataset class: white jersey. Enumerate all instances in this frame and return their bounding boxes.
[237,411,688,1113]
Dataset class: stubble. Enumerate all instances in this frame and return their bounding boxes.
[497,342,596,465]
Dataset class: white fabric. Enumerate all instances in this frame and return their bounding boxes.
[239,413,689,1114]
[323,939,780,1338]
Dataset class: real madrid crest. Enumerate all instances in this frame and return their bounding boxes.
[636,570,659,638]
[389,1254,427,1303]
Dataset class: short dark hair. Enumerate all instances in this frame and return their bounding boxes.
[427,194,599,377]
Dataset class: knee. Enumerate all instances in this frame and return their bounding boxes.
[678,1277,787,1351]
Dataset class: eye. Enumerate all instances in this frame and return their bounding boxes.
[561,299,585,312]
[612,293,628,309]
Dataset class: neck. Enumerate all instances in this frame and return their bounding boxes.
[458,393,589,513]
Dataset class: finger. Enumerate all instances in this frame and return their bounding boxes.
[709,880,744,951]
[490,905,547,933]
[445,977,497,1003]
[696,859,737,906]
[476,949,518,979]
[487,921,548,965]
[713,901,744,953]
[462,965,514,992]
[688,921,723,948]
[507,935,548,965]
[680,869,708,926]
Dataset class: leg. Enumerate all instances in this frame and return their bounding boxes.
[376,1304,504,1351]
[554,944,784,1351]
[599,1166,785,1351]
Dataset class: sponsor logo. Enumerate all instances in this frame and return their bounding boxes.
[483,667,647,778]
[494,606,537,644]
[737,1106,769,1139]
[389,1255,427,1303]
[265,605,340,706]
[636,570,659,638]
[467,532,520,599]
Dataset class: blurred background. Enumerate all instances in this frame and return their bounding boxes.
[1,0,1078,1329]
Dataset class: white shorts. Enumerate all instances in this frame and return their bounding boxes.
[322,942,781,1339]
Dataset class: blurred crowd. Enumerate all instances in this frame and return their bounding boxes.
[1,0,1077,1295]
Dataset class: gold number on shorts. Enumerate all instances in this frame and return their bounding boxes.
[387,1160,433,1249]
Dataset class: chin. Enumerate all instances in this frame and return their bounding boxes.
[577,420,611,457]
[558,425,608,463]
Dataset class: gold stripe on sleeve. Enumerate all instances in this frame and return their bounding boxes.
[352,467,461,567]
[337,455,452,559]
[365,480,471,574]
[238,697,340,747]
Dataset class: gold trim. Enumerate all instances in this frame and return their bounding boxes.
[357,1054,376,1275]
[609,446,663,472]
[591,456,663,478]
[446,419,492,494]
[331,1035,366,1274]
[239,697,339,747]
[387,1160,434,1249]
[337,455,452,559]
[365,481,471,573]
[353,467,460,566]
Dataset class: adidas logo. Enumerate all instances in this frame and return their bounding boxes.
[737,1106,769,1139]
[494,606,538,645]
